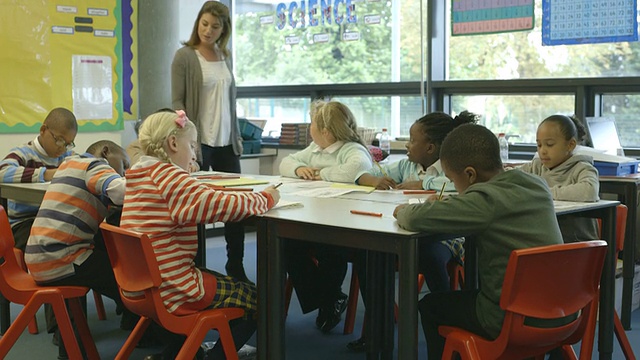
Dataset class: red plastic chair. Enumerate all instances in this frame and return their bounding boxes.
[581,204,635,359]
[439,240,608,360]
[100,222,245,360]
[12,248,108,335]
[0,206,100,359]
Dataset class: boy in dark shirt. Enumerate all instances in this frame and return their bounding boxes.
[393,124,563,359]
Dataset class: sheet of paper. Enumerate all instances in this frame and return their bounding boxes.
[270,199,304,210]
[72,55,113,120]
[204,177,270,187]
[330,183,375,193]
[292,187,360,198]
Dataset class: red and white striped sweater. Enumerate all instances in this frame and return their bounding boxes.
[120,157,274,314]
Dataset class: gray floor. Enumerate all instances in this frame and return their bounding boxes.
[4,231,640,359]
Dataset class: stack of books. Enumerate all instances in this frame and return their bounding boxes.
[279,123,311,145]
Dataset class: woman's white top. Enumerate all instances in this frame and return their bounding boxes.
[196,50,231,147]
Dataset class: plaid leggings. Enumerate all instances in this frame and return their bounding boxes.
[202,268,257,320]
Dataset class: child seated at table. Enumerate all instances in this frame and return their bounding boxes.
[24,140,135,356]
[393,123,563,359]
[279,99,372,333]
[518,114,599,243]
[347,111,477,351]
[0,107,77,251]
[120,109,280,360]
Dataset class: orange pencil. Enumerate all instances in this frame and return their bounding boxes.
[350,210,383,217]
[402,190,436,195]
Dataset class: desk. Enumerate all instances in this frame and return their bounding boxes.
[256,196,425,360]
[0,182,48,207]
[599,174,640,329]
[255,189,620,360]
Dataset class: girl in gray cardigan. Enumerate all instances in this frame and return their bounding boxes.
[519,114,599,243]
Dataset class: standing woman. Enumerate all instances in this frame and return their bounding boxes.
[172,1,250,283]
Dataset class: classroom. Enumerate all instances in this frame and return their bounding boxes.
[1,0,640,359]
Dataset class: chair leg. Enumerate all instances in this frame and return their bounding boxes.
[93,291,107,321]
[343,263,360,335]
[14,249,39,334]
[0,298,42,358]
[51,297,84,360]
[578,293,599,359]
[213,322,240,360]
[68,297,100,360]
[177,325,212,360]
[115,317,151,360]
[560,344,578,360]
[614,312,636,360]
[27,314,39,334]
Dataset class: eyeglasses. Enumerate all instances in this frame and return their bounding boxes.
[46,126,75,151]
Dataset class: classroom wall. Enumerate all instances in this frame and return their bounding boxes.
[0,0,180,157]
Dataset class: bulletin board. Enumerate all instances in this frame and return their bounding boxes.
[0,0,138,133]
[542,0,638,45]
[451,0,535,36]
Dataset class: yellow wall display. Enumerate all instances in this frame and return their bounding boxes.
[0,0,138,133]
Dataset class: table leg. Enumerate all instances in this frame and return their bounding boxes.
[0,295,9,334]
[256,219,285,359]
[256,219,268,360]
[598,206,616,360]
[195,223,206,267]
[364,250,395,360]
[397,237,419,360]
[621,184,637,329]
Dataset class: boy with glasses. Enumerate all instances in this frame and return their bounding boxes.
[0,107,77,251]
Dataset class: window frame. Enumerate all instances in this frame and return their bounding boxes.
[233,1,640,157]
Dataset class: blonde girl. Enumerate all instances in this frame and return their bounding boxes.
[279,100,372,182]
[121,109,279,359]
[279,100,372,333]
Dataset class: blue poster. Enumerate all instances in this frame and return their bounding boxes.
[542,0,638,45]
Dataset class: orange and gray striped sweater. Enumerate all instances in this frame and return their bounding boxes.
[25,154,124,282]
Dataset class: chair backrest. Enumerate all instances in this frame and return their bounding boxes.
[99,222,168,324]
[0,206,17,265]
[497,240,607,352]
[614,204,628,254]
[0,205,38,303]
[597,204,627,254]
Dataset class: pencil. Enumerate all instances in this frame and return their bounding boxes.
[402,190,437,195]
[274,182,283,189]
[438,182,447,201]
[350,209,383,217]
[375,161,388,177]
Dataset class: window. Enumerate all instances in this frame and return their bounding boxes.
[233,1,423,86]
[238,95,424,140]
[450,94,575,143]
[446,2,640,80]
[601,94,640,148]
[237,97,310,138]
[329,95,424,136]
[177,1,640,150]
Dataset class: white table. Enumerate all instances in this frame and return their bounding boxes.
[254,182,620,360]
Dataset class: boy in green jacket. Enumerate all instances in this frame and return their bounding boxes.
[393,124,563,359]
